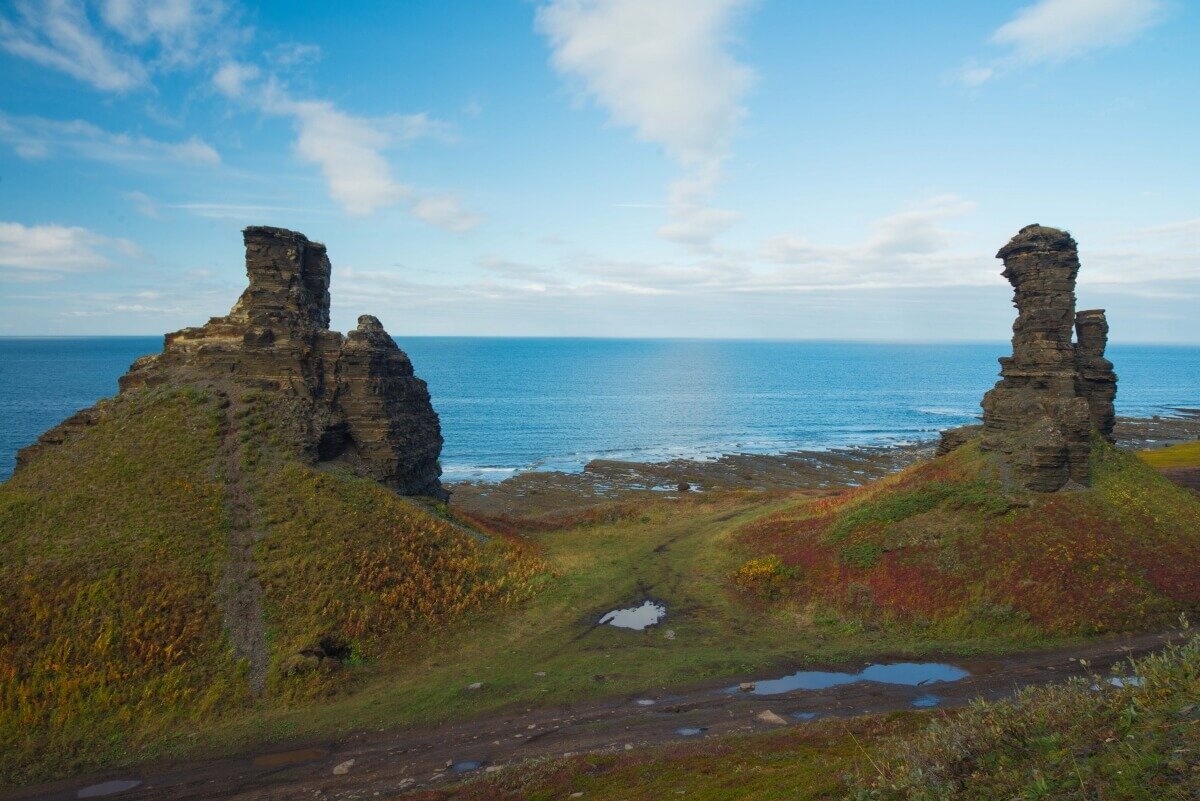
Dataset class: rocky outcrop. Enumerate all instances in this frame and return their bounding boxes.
[936,424,982,457]
[971,225,1117,491]
[1074,309,1117,441]
[19,226,446,499]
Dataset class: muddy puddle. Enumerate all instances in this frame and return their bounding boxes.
[451,760,484,773]
[911,694,941,708]
[76,780,142,798]
[675,726,708,737]
[729,662,968,695]
[599,600,666,630]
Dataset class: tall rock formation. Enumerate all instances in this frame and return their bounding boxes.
[20,226,446,499]
[1074,308,1118,441]
[974,224,1117,491]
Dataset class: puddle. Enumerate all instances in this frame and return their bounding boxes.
[635,699,656,706]
[1109,676,1144,688]
[452,761,484,773]
[675,727,708,737]
[1093,676,1145,691]
[728,662,968,696]
[911,694,941,708]
[252,748,329,768]
[77,781,142,798]
[789,711,821,722]
[599,601,666,630]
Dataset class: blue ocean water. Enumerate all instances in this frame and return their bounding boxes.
[1,337,1198,483]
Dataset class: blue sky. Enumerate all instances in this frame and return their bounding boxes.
[0,0,1196,342]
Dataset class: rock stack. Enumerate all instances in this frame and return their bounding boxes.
[1074,308,1118,440]
[21,226,446,499]
[941,225,1117,491]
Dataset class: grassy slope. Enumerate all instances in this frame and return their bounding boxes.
[418,633,1200,801]
[5,398,1197,788]
[1139,440,1200,469]
[734,441,1200,635]
[0,387,544,784]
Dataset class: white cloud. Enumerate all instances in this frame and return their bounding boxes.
[248,81,475,226]
[0,0,238,92]
[263,93,408,216]
[124,190,160,217]
[536,0,753,249]
[0,114,220,166]
[0,221,138,275]
[410,194,481,233]
[0,0,147,91]
[212,59,259,98]
[961,0,1166,84]
[99,0,234,66]
[993,0,1165,64]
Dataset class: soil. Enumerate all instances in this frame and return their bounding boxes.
[8,631,1180,801]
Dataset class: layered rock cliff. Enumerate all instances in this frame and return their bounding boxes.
[18,226,446,499]
[942,224,1118,491]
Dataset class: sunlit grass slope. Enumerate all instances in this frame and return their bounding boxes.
[733,441,1200,635]
[1139,440,1200,470]
[0,387,545,784]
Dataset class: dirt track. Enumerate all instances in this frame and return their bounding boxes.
[9,630,1179,801]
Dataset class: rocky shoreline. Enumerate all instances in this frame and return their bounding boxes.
[448,410,1200,518]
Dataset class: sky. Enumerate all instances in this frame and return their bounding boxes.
[0,0,1196,343]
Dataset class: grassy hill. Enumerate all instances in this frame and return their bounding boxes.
[732,440,1200,636]
[0,386,546,784]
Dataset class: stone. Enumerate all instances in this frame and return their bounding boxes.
[756,709,790,726]
[332,759,355,775]
[18,226,446,499]
[976,225,1118,491]
[466,682,483,690]
[936,424,982,457]
[739,682,756,692]
[1074,309,1117,441]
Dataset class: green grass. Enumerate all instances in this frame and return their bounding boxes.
[858,628,1200,800]
[0,389,242,784]
[735,441,1200,636]
[0,387,543,785]
[1139,440,1200,470]
[6,392,1199,790]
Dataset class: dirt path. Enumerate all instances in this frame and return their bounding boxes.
[213,390,270,695]
[9,630,1179,801]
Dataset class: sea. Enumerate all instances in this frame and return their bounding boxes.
[1,337,1198,483]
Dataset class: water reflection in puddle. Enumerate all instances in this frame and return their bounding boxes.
[599,601,666,630]
[77,780,142,798]
[1092,676,1144,691]
[635,698,656,706]
[911,694,941,708]
[790,711,821,722]
[452,761,484,773]
[729,662,968,695]
[675,727,708,737]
